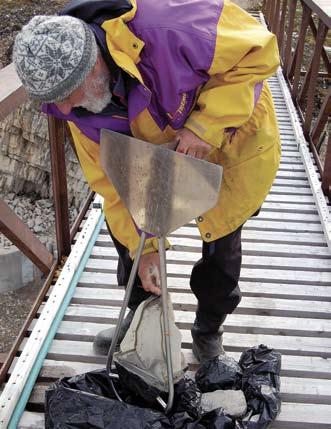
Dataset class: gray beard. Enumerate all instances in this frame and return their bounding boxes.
[79,72,112,113]
[80,91,112,113]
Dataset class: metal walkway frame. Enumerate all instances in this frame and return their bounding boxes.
[0,12,331,429]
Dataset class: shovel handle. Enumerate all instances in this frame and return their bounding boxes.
[106,232,147,398]
[158,236,175,413]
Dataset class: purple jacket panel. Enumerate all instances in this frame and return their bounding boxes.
[254,82,263,106]
[127,0,224,129]
[127,82,151,125]
[42,104,131,143]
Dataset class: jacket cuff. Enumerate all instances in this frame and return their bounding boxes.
[184,115,224,149]
[129,236,171,259]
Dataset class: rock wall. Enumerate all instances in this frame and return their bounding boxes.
[0,101,88,208]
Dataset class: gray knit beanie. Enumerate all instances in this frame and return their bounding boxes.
[13,15,98,103]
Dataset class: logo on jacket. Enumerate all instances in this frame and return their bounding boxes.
[166,92,187,120]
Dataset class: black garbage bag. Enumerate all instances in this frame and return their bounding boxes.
[45,375,170,429]
[171,378,237,428]
[172,376,202,420]
[45,345,281,429]
[170,408,235,429]
[115,362,165,407]
[46,369,129,400]
[170,409,236,429]
[238,344,282,428]
[115,364,205,418]
[45,375,231,429]
[198,408,235,429]
[169,411,199,428]
[195,354,242,392]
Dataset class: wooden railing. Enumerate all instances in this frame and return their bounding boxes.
[0,64,94,385]
[263,0,331,198]
[0,64,90,269]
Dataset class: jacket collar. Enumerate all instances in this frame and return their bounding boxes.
[101,0,145,84]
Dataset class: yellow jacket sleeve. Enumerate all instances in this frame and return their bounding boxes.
[68,122,169,258]
[185,1,280,148]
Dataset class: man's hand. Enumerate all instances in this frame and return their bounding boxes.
[138,252,161,296]
[176,128,212,159]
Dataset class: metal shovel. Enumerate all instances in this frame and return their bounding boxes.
[100,129,222,413]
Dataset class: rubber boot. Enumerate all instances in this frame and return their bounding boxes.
[93,310,135,355]
[191,311,227,363]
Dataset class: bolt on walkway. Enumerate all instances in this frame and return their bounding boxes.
[1,23,331,429]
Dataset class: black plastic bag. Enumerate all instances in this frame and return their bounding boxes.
[45,374,170,429]
[45,345,281,429]
[172,376,202,420]
[198,408,235,429]
[46,369,128,399]
[115,362,165,407]
[238,344,282,428]
[45,377,228,428]
[170,409,234,429]
[195,354,242,392]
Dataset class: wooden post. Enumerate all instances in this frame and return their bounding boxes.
[321,134,331,199]
[48,116,71,261]
[291,3,311,97]
[303,20,328,137]
[311,89,331,147]
[278,0,288,58]
[272,0,282,38]
[284,0,297,74]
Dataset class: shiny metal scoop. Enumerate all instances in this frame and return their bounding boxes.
[100,129,222,236]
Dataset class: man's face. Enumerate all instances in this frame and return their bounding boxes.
[55,60,112,115]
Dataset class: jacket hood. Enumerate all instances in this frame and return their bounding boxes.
[59,0,133,23]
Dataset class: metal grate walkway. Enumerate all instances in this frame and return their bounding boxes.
[1,16,331,429]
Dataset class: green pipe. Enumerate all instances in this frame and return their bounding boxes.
[9,210,105,428]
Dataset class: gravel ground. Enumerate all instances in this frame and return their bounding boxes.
[0,0,67,68]
[0,192,78,250]
[0,283,42,353]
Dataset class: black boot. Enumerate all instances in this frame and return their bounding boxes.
[93,310,135,355]
[191,311,227,363]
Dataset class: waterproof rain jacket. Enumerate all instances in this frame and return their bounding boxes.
[47,0,281,257]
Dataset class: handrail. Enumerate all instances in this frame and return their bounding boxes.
[0,200,53,274]
[0,64,26,121]
[0,63,93,387]
[302,0,331,27]
[263,0,331,198]
[0,64,72,265]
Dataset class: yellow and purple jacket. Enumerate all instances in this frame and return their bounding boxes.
[45,0,281,257]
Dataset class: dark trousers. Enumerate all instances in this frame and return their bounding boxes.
[106,222,242,321]
[190,225,242,322]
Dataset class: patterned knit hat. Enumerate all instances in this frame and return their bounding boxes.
[13,15,98,103]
